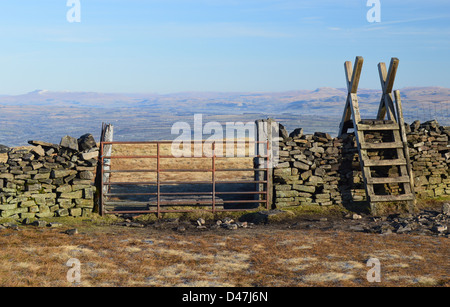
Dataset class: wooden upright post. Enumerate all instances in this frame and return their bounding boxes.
[393,90,416,212]
[377,57,399,120]
[100,123,113,216]
[255,119,275,209]
[338,56,364,137]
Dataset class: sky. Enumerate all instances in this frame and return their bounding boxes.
[0,0,449,95]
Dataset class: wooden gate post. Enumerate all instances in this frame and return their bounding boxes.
[99,123,113,216]
[255,119,275,209]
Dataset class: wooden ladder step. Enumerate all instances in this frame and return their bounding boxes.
[360,141,403,150]
[363,158,406,167]
[370,194,415,202]
[357,123,400,131]
[366,176,411,184]
[359,119,395,125]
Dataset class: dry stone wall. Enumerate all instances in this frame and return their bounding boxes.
[273,120,450,208]
[407,120,450,197]
[0,119,448,219]
[0,134,98,219]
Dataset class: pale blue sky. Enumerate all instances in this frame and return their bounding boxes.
[0,0,449,94]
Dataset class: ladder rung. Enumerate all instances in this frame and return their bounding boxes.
[359,119,395,125]
[370,194,415,202]
[360,142,403,149]
[357,124,400,131]
[366,176,411,184]
[363,158,406,167]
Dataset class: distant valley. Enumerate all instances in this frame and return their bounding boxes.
[0,87,449,147]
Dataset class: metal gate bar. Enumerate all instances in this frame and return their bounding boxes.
[99,140,270,217]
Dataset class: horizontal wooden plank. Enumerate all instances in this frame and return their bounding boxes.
[366,176,411,184]
[363,158,406,167]
[357,124,400,131]
[369,194,415,202]
[360,142,403,149]
[359,119,394,125]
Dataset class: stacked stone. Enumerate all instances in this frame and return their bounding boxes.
[0,134,98,219]
[408,120,450,198]
[337,133,366,203]
[274,126,344,207]
[273,119,450,209]
[339,128,408,200]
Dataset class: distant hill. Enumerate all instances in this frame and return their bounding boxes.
[1,87,449,117]
[0,87,448,147]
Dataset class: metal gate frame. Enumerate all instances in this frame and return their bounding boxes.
[99,140,271,217]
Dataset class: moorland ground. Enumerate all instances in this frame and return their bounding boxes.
[0,199,448,287]
[0,142,448,287]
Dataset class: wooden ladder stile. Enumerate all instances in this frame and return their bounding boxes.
[338,57,416,215]
[393,89,416,213]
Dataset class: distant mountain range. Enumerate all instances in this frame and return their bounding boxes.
[1,87,449,117]
[0,87,448,147]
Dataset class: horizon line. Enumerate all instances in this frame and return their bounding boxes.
[1,86,449,97]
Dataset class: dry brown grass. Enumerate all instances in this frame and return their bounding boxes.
[1,142,448,287]
[108,140,255,182]
[0,222,448,287]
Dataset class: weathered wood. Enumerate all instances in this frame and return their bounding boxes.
[392,128,414,197]
[255,119,274,208]
[349,93,362,123]
[360,141,403,150]
[377,58,399,120]
[338,96,352,137]
[377,92,397,121]
[348,92,376,204]
[339,56,415,213]
[385,58,399,94]
[359,119,394,125]
[338,56,364,137]
[378,62,388,92]
[363,158,406,167]
[385,93,397,121]
[349,56,364,94]
[394,90,416,201]
[102,124,113,192]
[344,61,353,90]
[357,123,400,131]
[370,194,415,202]
[366,176,411,185]
[100,123,113,215]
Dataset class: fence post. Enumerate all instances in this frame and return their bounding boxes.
[255,119,275,209]
[101,123,113,215]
